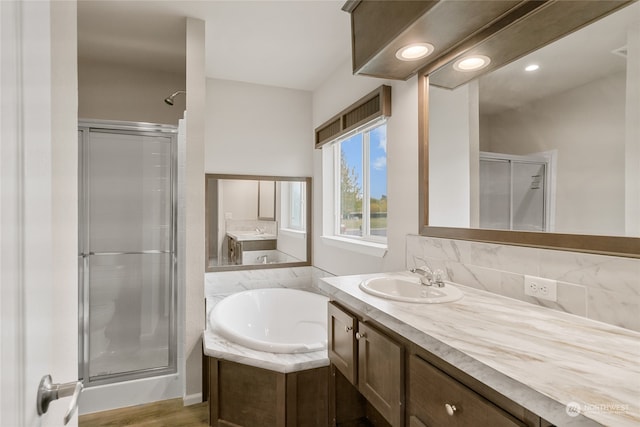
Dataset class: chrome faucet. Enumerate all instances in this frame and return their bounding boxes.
[432,269,446,288]
[410,266,446,288]
[410,266,434,286]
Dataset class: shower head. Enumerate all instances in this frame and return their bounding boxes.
[164,90,186,106]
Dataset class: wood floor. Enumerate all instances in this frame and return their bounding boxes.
[79,399,208,427]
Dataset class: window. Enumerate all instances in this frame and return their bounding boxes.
[316,85,391,255]
[334,120,387,241]
[281,181,305,232]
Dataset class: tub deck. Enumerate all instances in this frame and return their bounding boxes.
[202,328,329,374]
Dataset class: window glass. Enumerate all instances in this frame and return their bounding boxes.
[289,181,304,231]
[369,124,387,237]
[335,121,387,241]
[339,133,364,237]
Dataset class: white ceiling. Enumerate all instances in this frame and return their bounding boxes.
[78,1,639,101]
[77,0,352,91]
[479,2,639,114]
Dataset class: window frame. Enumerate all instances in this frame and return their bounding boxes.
[331,118,388,245]
[281,180,306,233]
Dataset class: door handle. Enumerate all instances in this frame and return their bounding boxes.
[37,375,83,425]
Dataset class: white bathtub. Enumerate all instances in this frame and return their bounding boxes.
[209,288,329,354]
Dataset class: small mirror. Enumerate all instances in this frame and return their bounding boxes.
[206,174,311,271]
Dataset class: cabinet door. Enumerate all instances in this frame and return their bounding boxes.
[328,302,357,384]
[357,322,404,427]
[409,355,526,427]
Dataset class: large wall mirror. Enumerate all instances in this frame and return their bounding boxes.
[206,174,311,271]
[419,1,640,257]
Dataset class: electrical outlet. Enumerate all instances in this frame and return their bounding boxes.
[524,275,557,302]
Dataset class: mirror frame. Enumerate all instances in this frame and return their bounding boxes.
[418,75,640,259]
[205,174,312,271]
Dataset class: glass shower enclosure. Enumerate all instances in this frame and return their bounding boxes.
[78,120,177,386]
[479,152,548,232]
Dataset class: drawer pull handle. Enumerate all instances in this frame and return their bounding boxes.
[355,332,366,340]
[345,326,353,333]
[445,403,457,416]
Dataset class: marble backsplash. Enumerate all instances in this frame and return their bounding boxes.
[225,219,277,235]
[204,266,333,298]
[406,235,640,332]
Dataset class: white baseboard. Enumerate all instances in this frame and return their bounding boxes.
[183,392,203,406]
[79,374,182,415]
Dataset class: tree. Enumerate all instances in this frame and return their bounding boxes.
[340,149,362,219]
[370,194,387,213]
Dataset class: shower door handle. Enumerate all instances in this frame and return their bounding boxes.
[36,374,83,425]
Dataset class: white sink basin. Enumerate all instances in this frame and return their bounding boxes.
[359,275,463,303]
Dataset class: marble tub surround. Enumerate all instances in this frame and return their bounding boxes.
[319,273,640,427]
[203,266,333,373]
[406,235,640,331]
[203,285,331,372]
[204,265,334,297]
[202,303,329,374]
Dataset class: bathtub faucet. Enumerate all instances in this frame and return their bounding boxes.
[256,255,268,264]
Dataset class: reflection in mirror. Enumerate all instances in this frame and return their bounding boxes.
[428,2,639,238]
[258,180,276,220]
[205,175,311,271]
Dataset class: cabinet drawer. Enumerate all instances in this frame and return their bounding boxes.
[409,355,525,427]
[328,302,357,384]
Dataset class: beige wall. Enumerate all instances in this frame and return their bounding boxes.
[184,17,206,402]
[428,83,478,229]
[311,59,419,276]
[626,24,640,236]
[78,57,185,125]
[483,72,626,236]
[204,78,313,176]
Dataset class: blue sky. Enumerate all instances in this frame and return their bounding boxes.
[369,124,387,199]
[341,124,387,199]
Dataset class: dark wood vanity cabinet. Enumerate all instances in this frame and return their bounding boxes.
[328,302,404,427]
[408,355,526,427]
[328,301,550,427]
[328,302,357,384]
[227,235,277,264]
[357,322,404,427]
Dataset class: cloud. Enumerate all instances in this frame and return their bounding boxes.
[372,156,386,171]
[375,131,387,154]
[378,137,387,154]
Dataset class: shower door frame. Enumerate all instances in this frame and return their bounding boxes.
[78,119,178,387]
[479,151,556,233]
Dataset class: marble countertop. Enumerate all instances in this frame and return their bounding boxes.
[318,272,640,427]
[226,231,277,242]
[202,331,329,374]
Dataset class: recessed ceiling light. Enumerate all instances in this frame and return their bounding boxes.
[453,55,491,72]
[395,43,435,61]
[525,64,540,72]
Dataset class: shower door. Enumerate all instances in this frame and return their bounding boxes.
[79,121,177,386]
[479,155,547,232]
